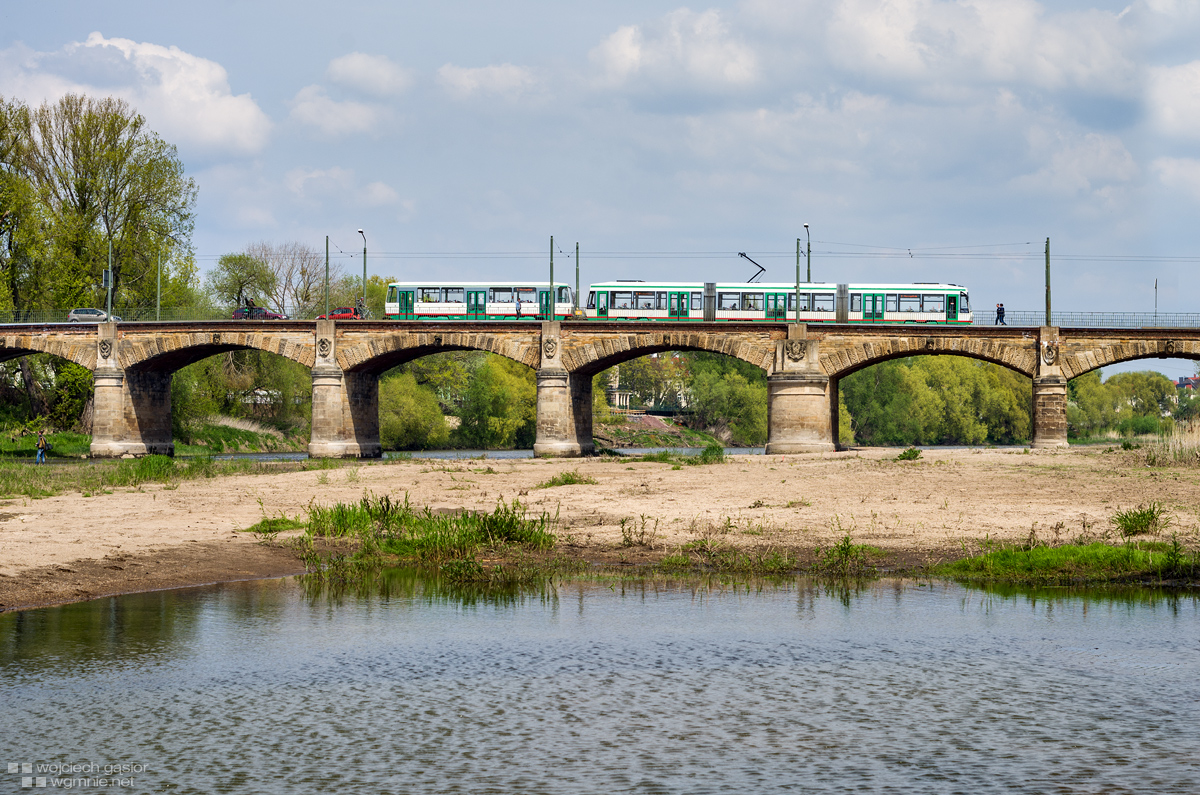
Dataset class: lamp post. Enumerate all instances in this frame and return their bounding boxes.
[804,223,811,283]
[358,229,367,318]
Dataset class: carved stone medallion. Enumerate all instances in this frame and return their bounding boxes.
[925,337,936,350]
[1042,340,1058,365]
[542,337,558,360]
[1165,339,1177,355]
[212,333,221,344]
[784,339,807,362]
[98,339,113,359]
[317,338,332,357]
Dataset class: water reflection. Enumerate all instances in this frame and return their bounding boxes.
[1,574,1197,794]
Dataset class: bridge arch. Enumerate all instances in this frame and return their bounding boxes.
[117,329,316,372]
[336,330,539,374]
[560,329,775,377]
[1059,337,1200,380]
[817,334,1038,380]
[0,333,98,370]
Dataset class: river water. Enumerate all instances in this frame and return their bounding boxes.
[1,573,1196,794]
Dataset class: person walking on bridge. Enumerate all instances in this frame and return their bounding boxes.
[995,303,1006,325]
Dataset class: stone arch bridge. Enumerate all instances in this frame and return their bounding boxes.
[1,320,1194,457]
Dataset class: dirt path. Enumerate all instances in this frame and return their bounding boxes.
[2,447,1196,610]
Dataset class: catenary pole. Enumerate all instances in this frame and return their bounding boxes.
[550,235,554,320]
[156,250,161,321]
[107,239,113,320]
[805,224,812,283]
[575,242,580,312]
[1045,237,1051,327]
[795,237,801,324]
[325,236,329,319]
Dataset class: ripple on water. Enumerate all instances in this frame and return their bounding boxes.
[1,578,1197,794]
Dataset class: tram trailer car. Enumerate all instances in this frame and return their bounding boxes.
[385,282,575,320]
[584,281,972,324]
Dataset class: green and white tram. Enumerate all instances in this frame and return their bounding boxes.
[583,281,972,324]
[384,282,575,320]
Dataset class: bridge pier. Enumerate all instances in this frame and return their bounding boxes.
[534,322,593,457]
[764,328,837,454]
[309,321,382,458]
[1032,327,1069,448]
[90,324,174,458]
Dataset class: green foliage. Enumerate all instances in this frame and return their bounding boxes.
[379,372,448,450]
[896,446,922,460]
[171,351,312,438]
[1067,369,1175,439]
[936,540,1198,584]
[842,357,1031,446]
[696,442,725,464]
[454,356,536,448]
[1111,502,1170,537]
[537,470,597,488]
[814,535,878,578]
[206,252,274,309]
[687,369,767,445]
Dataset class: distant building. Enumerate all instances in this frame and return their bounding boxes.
[1177,376,1200,391]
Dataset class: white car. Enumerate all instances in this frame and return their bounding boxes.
[67,308,121,322]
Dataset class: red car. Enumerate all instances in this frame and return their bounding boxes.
[316,307,361,320]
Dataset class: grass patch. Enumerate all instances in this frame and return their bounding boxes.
[655,537,797,575]
[0,430,92,459]
[625,443,727,467]
[1111,502,1170,537]
[813,535,878,578]
[298,494,557,580]
[895,446,922,461]
[537,470,598,488]
[935,537,1199,584]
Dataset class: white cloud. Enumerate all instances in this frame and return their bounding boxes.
[590,9,758,91]
[1012,132,1138,198]
[0,33,271,154]
[820,0,1135,97]
[287,85,381,136]
[327,52,413,97]
[1148,61,1200,141]
[363,181,400,206]
[437,64,536,97]
[1152,157,1200,200]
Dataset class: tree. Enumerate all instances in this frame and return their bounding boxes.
[455,356,536,448]
[379,372,448,450]
[244,240,333,316]
[16,94,197,313]
[206,253,274,309]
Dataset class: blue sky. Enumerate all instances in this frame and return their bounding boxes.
[3,0,1199,342]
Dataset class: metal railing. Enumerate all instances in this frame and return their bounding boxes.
[977,311,1200,329]
[5,307,1200,329]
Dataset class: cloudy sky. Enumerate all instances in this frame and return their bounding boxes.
[4,0,1199,340]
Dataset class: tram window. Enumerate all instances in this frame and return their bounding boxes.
[419,287,441,303]
[586,291,596,309]
[656,292,668,310]
[885,294,898,312]
[444,287,465,303]
[516,288,537,303]
[922,294,943,313]
[691,292,702,310]
[899,294,921,312]
[632,291,654,310]
[612,291,633,309]
[386,285,398,303]
[959,292,970,312]
[742,293,764,311]
[718,292,741,310]
[557,286,571,303]
[850,293,862,312]
[491,288,512,303]
[813,293,835,312]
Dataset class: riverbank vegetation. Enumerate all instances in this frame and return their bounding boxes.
[935,538,1198,585]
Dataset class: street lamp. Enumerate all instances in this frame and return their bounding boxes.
[358,229,367,318]
[804,223,811,283]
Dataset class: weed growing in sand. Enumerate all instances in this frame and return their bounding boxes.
[538,470,598,488]
[1112,502,1171,537]
[814,535,878,578]
[896,447,922,461]
[620,515,659,548]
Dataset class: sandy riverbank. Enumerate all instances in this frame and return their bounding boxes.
[2,446,1196,610]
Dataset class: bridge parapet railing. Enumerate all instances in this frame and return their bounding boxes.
[979,311,1200,329]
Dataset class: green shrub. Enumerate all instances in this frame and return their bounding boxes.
[896,446,922,461]
[537,470,597,488]
[1112,502,1170,537]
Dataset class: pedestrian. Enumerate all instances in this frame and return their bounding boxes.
[515,295,522,320]
[997,303,1006,325]
[35,429,47,464]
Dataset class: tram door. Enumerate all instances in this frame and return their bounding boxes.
[397,290,415,319]
[766,293,788,320]
[668,291,689,318]
[538,290,552,319]
[864,293,884,321]
[597,292,609,318]
[945,294,958,322]
[466,291,486,318]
